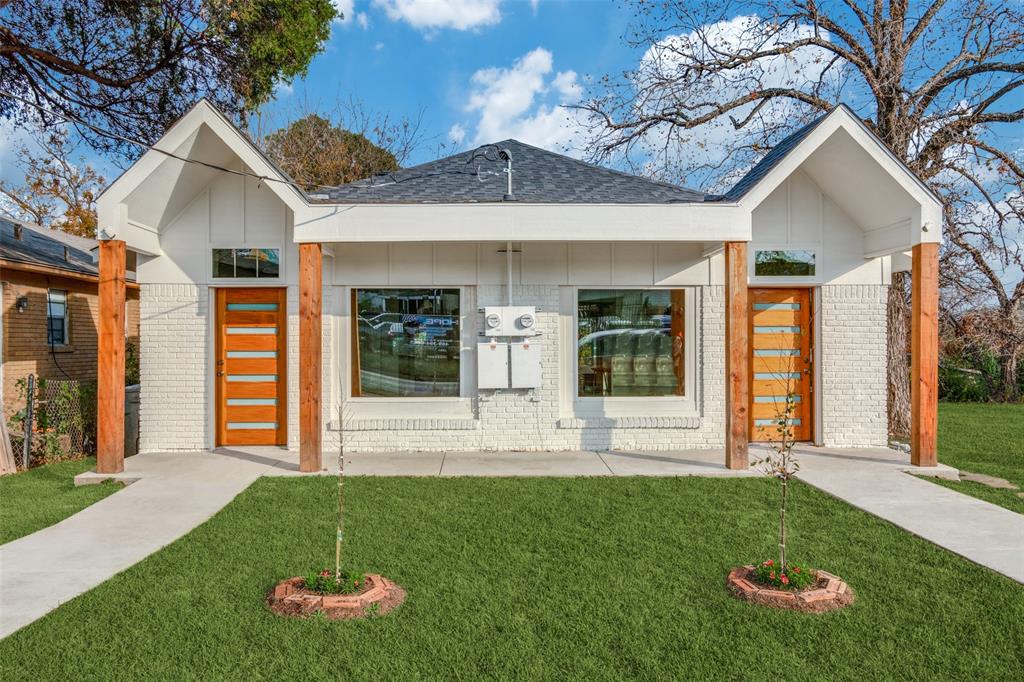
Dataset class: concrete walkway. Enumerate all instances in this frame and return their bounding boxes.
[3,445,1022,639]
[780,445,1024,584]
[0,453,271,639]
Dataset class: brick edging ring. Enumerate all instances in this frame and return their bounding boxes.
[267,574,406,620]
[727,566,854,613]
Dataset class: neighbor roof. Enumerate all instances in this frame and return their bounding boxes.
[0,213,101,277]
[311,139,707,204]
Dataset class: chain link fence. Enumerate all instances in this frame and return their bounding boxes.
[6,376,97,469]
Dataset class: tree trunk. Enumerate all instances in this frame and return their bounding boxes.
[887,272,911,440]
[999,348,1021,403]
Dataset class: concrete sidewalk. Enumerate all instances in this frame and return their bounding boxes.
[783,445,1024,584]
[0,453,269,639]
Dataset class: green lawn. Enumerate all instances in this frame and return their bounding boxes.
[0,458,121,545]
[930,403,1024,513]
[1,476,1020,681]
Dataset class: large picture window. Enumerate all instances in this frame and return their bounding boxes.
[577,289,685,398]
[352,288,461,398]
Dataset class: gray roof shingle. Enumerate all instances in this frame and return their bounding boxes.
[719,110,832,202]
[0,214,100,277]
[311,139,707,204]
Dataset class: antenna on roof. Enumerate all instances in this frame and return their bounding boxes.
[473,145,516,201]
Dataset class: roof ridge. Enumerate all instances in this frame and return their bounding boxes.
[498,138,704,197]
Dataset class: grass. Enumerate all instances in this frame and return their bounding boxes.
[0,458,121,545]
[926,403,1024,513]
[1,476,1021,681]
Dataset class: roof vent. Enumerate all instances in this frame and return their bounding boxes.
[64,245,70,262]
[13,225,22,240]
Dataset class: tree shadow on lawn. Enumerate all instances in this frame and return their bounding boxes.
[1,476,1021,681]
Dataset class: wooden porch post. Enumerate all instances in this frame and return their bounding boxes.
[299,242,322,472]
[97,239,126,474]
[724,242,750,469]
[910,242,939,466]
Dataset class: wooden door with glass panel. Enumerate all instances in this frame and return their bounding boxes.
[749,288,813,442]
[215,288,286,446]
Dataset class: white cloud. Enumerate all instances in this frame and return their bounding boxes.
[372,0,501,31]
[333,1,369,28]
[373,41,386,51]
[456,47,585,151]
[448,123,467,145]
[599,14,843,189]
[529,0,539,13]
[333,0,354,22]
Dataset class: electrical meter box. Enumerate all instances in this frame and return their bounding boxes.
[510,339,543,388]
[481,306,539,337]
[477,341,510,389]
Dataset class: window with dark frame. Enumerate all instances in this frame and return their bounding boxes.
[46,289,68,346]
[352,288,461,398]
[754,250,816,277]
[577,289,685,398]
[211,248,280,278]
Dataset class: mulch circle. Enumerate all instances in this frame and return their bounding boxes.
[267,574,406,620]
[726,566,855,613]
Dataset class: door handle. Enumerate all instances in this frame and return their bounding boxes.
[217,371,224,377]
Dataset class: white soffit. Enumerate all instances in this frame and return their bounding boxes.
[738,107,942,247]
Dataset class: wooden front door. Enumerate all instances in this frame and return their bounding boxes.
[215,288,287,446]
[749,288,813,442]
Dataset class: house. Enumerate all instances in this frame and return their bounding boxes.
[90,100,942,474]
[0,214,140,419]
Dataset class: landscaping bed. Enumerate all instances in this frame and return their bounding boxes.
[1,476,1020,680]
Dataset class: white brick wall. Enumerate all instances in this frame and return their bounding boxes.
[137,282,888,454]
[818,284,888,447]
[139,284,209,451]
[332,285,725,453]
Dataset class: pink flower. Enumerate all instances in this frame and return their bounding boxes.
[781,575,790,585]
[319,570,331,577]
[769,571,776,580]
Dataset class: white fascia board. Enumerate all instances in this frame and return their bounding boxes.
[738,107,943,244]
[292,202,749,243]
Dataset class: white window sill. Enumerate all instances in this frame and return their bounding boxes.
[557,416,701,429]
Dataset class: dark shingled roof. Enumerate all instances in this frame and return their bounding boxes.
[0,214,100,277]
[720,110,832,202]
[311,139,707,204]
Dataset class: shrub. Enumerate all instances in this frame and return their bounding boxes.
[302,569,365,594]
[752,560,815,591]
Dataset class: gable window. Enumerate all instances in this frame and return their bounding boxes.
[754,250,816,277]
[46,289,68,346]
[577,289,685,398]
[352,288,461,398]
[212,248,280,278]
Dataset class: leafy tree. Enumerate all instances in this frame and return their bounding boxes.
[0,0,337,158]
[578,0,1024,418]
[262,114,401,190]
[0,125,104,237]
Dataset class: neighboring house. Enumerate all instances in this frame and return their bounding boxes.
[0,214,140,419]
[92,100,942,473]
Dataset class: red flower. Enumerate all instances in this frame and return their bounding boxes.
[793,567,800,573]
[769,571,776,580]
[766,560,774,567]
[781,575,790,585]
[319,570,331,577]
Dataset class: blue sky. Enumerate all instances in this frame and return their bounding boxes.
[258,0,635,165]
